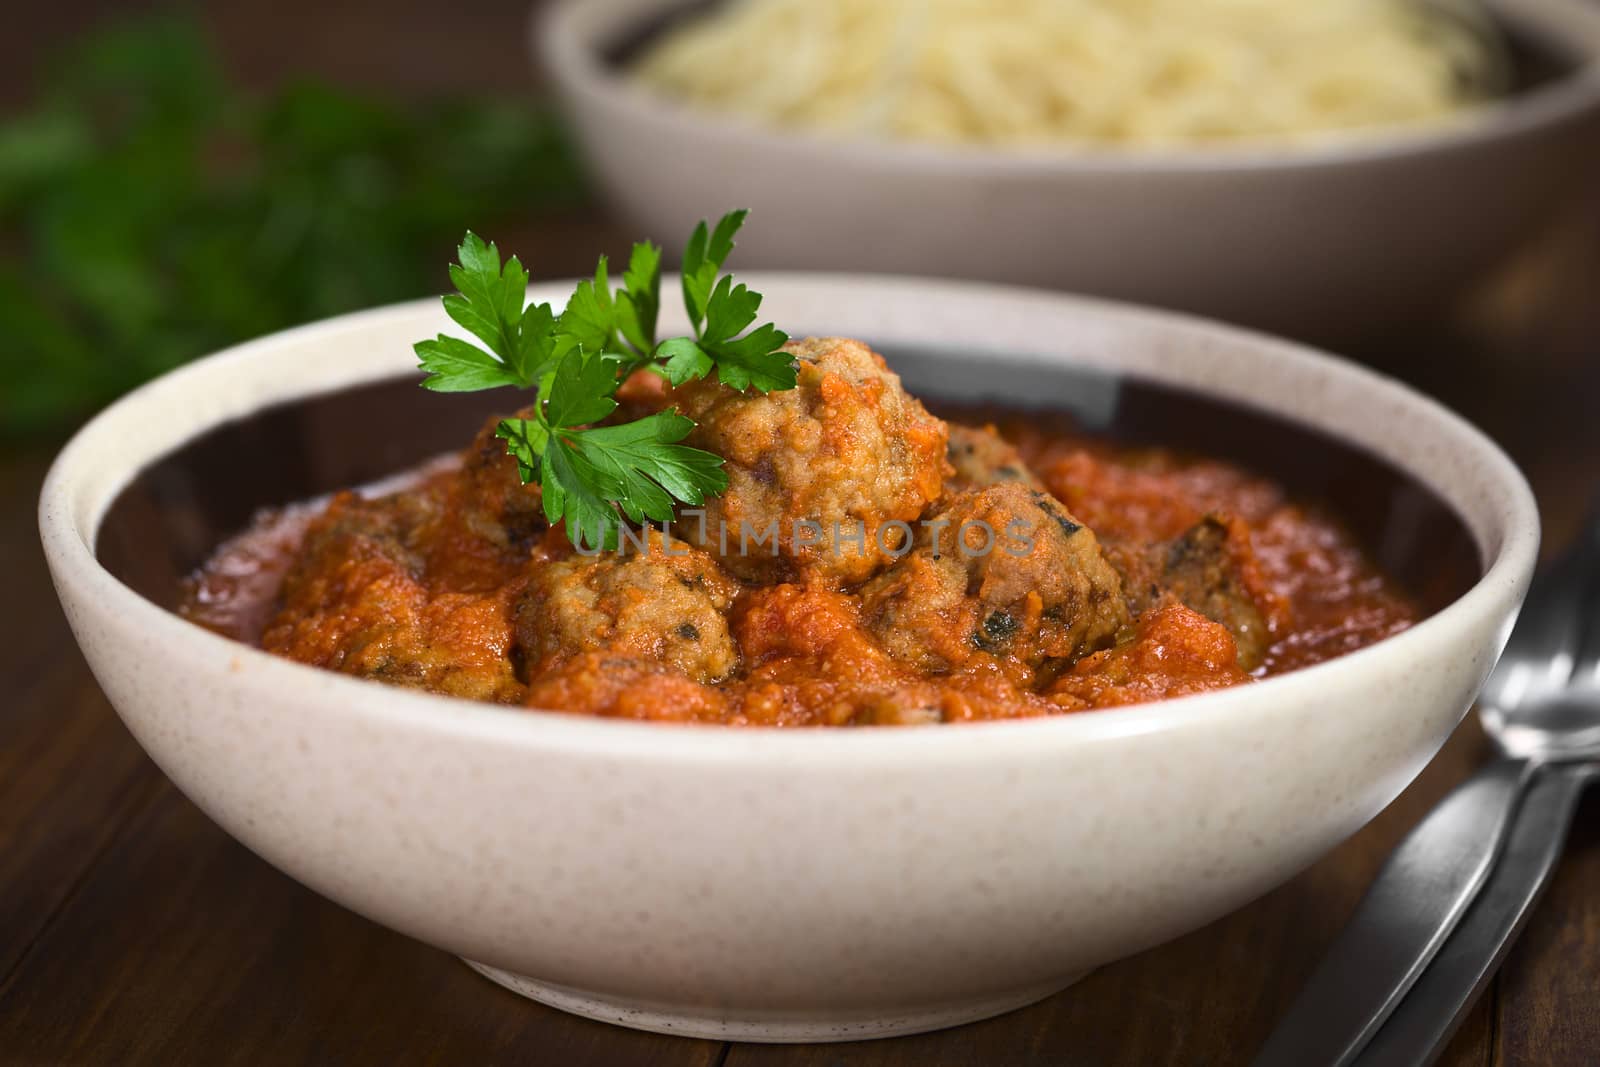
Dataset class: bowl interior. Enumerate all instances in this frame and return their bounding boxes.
[97,345,1480,631]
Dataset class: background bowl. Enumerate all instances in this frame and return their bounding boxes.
[538,0,1600,343]
[41,276,1536,1041]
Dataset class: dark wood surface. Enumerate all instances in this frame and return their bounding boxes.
[6,3,1600,1064]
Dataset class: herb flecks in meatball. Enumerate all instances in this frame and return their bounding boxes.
[860,483,1128,678]
[944,422,1044,494]
[672,336,949,585]
[1103,515,1276,671]
[516,530,740,684]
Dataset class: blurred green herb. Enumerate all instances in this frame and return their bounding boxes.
[0,14,581,437]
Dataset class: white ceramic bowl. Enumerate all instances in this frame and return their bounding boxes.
[537,0,1600,342]
[41,276,1537,1042]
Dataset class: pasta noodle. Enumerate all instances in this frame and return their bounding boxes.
[632,0,1507,148]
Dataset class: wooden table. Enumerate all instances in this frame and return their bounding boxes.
[3,197,1599,1065]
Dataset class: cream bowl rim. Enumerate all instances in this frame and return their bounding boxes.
[39,273,1540,765]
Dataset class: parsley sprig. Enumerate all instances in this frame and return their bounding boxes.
[415,211,795,550]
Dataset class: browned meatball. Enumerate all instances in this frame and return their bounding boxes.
[859,483,1128,677]
[450,409,547,552]
[944,422,1043,493]
[672,337,949,586]
[261,488,524,702]
[516,530,740,683]
[1104,515,1271,670]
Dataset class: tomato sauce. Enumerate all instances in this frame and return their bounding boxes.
[182,408,1416,726]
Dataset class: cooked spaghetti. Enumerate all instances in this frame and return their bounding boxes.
[632,0,1507,148]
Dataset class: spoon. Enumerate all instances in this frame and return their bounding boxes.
[1353,728,1598,1065]
[1252,504,1600,1067]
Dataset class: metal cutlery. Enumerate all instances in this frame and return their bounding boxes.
[1252,505,1600,1067]
[1354,759,1596,1066]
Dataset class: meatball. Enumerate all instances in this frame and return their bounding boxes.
[1104,515,1272,670]
[859,483,1128,677]
[944,422,1043,493]
[378,410,554,593]
[261,489,523,702]
[672,336,949,585]
[449,409,547,552]
[515,530,740,684]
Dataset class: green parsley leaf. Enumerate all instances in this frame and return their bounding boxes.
[541,435,626,551]
[516,303,561,383]
[616,240,661,357]
[569,412,728,524]
[655,336,712,386]
[706,322,795,393]
[701,273,760,342]
[682,208,746,333]
[544,347,618,428]
[417,232,557,391]
[554,256,616,358]
[495,417,549,481]
[695,275,795,392]
[444,232,525,357]
[416,212,794,550]
[416,335,522,393]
